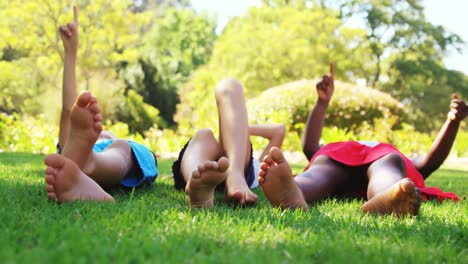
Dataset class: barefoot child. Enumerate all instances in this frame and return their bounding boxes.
[171,78,286,208]
[44,6,158,203]
[258,63,466,216]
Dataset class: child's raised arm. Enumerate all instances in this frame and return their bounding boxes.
[412,94,468,178]
[58,6,79,150]
[301,63,334,161]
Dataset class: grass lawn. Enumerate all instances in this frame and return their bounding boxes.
[0,152,466,263]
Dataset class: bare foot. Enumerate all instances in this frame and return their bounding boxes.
[61,91,102,169]
[44,154,114,203]
[225,170,258,206]
[258,147,308,210]
[362,178,421,216]
[186,157,229,208]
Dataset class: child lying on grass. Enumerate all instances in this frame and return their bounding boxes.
[172,78,286,208]
[258,63,466,216]
[44,6,158,203]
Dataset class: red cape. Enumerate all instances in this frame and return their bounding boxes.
[304,141,459,202]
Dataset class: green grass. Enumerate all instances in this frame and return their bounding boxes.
[0,152,466,263]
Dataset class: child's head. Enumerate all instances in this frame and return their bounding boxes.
[99,130,116,140]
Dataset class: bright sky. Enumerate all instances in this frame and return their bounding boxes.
[191,0,468,75]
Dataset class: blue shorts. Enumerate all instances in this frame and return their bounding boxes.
[57,139,158,188]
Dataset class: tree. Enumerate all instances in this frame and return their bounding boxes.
[131,0,190,14]
[322,0,466,127]
[175,3,372,130]
[0,0,150,121]
[121,8,217,126]
[335,0,463,86]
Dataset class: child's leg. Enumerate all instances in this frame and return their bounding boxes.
[258,147,308,209]
[259,148,350,209]
[215,78,257,205]
[82,140,135,186]
[44,154,114,203]
[294,155,352,201]
[61,91,102,169]
[362,153,421,216]
[180,129,229,208]
[59,91,133,186]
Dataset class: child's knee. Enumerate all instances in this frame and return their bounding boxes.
[378,153,405,170]
[215,78,244,99]
[192,128,215,142]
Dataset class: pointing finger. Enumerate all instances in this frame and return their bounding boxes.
[330,62,334,78]
[73,6,78,26]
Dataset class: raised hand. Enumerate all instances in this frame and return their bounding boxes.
[448,94,468,122]
[316,63,334,103]
[58,6,79,53]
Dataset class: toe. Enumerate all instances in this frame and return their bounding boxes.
[89,102,101,114]
[45,167,56,177]
[217,157,229,171]
[263,155,274,166]
[76,91,92,107]
[94,122,102,131]
[94,113,102,122]
[192,169,201,179]
[400,178,415,193]
[270,147,286,163]
[260,162,269,171]
[48,192,57,200]
[258,176,264,184]
[209,161,219,170]
[46,184,55,192]
[197,163,206,172]
[45,175,55,184]
[44,154,66,168]
[89,96,98,105]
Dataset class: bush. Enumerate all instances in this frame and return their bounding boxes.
[174,4,372,133]
[115,90,165,134]
[0,113,57,153]
[247,80,413,151]
[103,121,188,155]
[453,127,468,157]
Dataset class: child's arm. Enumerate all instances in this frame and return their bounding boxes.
[249,124,286,162]
[412,94,468,179]
[302,63,334,161]
[58,6,79,150]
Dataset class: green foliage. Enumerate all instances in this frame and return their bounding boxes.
[383,57,468,130]
[246,80,411,150]
[326,0,466,127]
[389,125,433,157]
[143,127,188,154]
[102,120,187,154]
[121,8,217,125]
[131,0,190,14]
[0,0,150,120]
[453,128,468,157]
[214,4,370,93]
[175,3,372,130]
[321,126,357,144]
[0,113,57,153]
[115,90,164,134]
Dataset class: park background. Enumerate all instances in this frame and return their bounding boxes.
[0,0,467,263]
[1,0,468,160]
